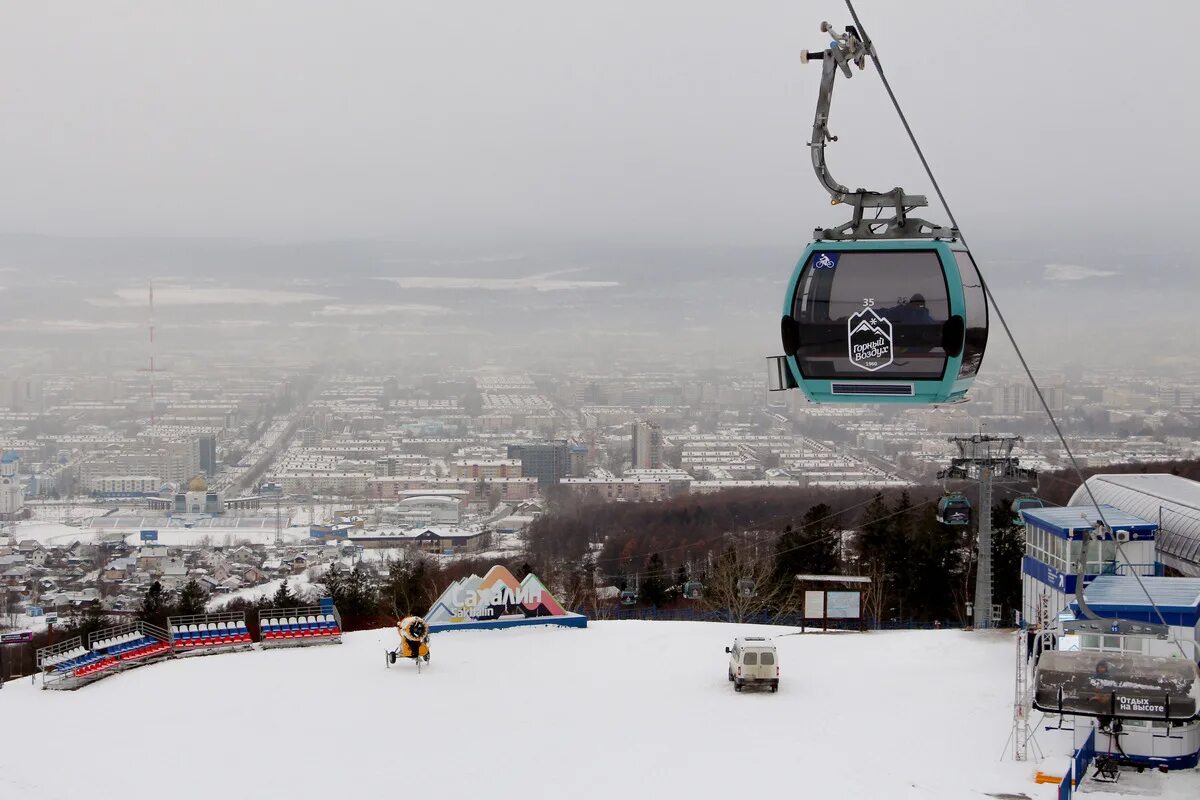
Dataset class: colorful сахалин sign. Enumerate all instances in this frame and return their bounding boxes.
[425,565,587,632]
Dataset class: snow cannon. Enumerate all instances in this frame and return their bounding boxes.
[389,615,430,665]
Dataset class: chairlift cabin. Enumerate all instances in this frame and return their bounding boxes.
[768,22,988,405]
[619,590,637,606]
[737,579,756,599]
[1033,651,1200,721]
[936,494,971,526]
[1033,649,1200,770]
[683,581,704,600]
[1011,497,1045,524]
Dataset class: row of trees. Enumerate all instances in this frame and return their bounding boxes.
[158,490,1027,631]
[568,492,1024,626]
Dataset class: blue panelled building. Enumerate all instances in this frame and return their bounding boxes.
[1020,504,1160,629]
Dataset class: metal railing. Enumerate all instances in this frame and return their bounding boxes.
[35,635,85,671]
[88,620,169,650]
[35,621,175,690]
[36,634,118,690]
[1101,561,1163,577]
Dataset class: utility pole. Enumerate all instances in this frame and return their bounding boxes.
[938,433,1036,629]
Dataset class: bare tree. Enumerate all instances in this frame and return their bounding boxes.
[859,560,888,629]
[702,549,798,623]
[949,539,976,628]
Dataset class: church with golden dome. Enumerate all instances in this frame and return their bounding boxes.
[146,474,225,515]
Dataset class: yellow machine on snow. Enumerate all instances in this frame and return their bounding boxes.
[386,615,430,670]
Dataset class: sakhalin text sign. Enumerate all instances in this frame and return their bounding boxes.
[425,565,586,632]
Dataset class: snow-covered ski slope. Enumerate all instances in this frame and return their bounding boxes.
[2,622,1197,799]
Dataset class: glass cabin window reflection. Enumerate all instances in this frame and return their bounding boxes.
[954,251,988,379]
[792,250,950,380]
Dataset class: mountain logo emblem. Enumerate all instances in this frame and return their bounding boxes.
[813,252,839,270]
[847,307,893,371]
[425,565,569,625]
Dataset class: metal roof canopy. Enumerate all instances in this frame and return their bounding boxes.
[1076,473,1200,509]
[1021,504,1157,539]
[794,574,871,584]
[1068,575,1200,627]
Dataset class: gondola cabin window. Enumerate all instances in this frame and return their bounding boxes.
[792,249,950,380]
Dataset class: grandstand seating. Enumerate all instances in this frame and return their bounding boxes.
[93,631,171,663]
[170,619,252,649]
[36,623,173,687]
[37,602,344,690]
[39,646,118,679]
[260,614,341,642]
[41,646,100,673]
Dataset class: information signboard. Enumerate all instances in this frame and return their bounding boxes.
[804,590,825,618]
[826,591,861,619]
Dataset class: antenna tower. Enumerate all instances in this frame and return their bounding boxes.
[274,494,283,546]
[148,280,157,425]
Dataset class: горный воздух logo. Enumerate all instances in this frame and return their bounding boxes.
[847,307,893,371]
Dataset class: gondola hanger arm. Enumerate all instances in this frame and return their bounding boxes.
[801,22,953,241]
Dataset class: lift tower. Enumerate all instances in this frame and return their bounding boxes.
[937,434,1037,629]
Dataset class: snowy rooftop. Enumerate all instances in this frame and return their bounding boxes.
[1077,575,1200,611]
[1076,474,1200,510]
[1021,504,1156,535]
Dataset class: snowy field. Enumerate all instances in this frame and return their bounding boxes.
[6,518,313,547]
[2,622,1197,799]
[205,572,318,611]
[5,520,97,546]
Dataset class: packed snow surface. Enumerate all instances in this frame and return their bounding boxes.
[2,622,1198,799]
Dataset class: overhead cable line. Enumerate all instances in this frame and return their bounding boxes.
[842,0,1180,644]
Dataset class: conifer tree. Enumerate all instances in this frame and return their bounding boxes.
[137,580,171,628]
[640,553,668,607]
[271,579,296,609]
[177,579,209,617]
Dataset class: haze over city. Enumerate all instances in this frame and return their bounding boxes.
[1,1,1198,373]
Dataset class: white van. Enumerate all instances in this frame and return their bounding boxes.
[726,636,779,692]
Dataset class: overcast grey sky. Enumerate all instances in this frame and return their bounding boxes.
[2,1,1197,247]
